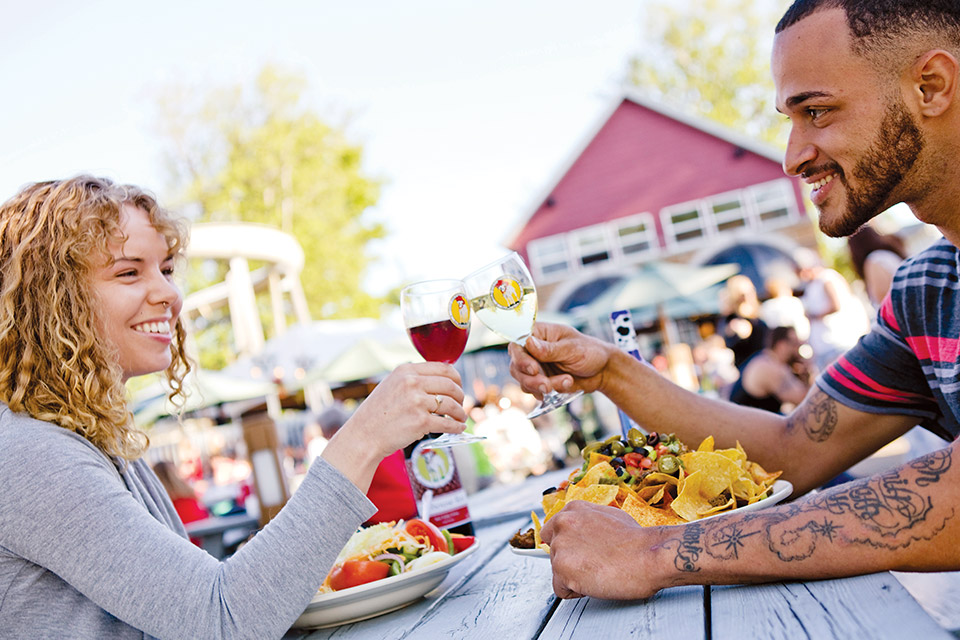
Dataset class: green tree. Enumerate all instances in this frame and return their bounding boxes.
[157,66,385,315]
[155,67,386,367]
[628,0,788,147]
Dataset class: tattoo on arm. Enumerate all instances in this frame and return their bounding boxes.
[667,522,704,573]
[785,389,838,442]
[659,449,954,570]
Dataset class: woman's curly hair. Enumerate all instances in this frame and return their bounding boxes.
[0,176,192,459]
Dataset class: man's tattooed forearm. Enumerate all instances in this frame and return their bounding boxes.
[785,389,837,442]
[662,448,954,569]
[770,448,954,557]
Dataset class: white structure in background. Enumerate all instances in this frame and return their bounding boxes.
[179,222,314,416]
[182,222,312,359]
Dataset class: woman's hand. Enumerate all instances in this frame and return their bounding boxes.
[508,323,615,399]
[321,362,466,490]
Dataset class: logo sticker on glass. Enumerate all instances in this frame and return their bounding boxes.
[490,276,523,310]
[449,294,470,329]
[411,442,455,488]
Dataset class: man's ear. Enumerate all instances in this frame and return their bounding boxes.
[911,49,958,117]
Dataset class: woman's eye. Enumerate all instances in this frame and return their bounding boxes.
[118,270,137,278]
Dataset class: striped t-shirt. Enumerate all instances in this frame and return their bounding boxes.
[818,237,958,441]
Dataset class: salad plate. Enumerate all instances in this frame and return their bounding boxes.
[292,539,480,629]
[510,479,793,559]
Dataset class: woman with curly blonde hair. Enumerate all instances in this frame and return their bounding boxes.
[0,176,467,639]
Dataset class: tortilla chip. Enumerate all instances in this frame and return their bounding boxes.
[680,451,742,498]
[531,512,549,553]
[697,494,736,516]
[543,496,567,523]
[542,490,565,514]
[645,485,667,506]
[621,493,685,527]
[747,461,783,486]
[635,483,667,502]
[640,472,681,487]
[579,461,618,487]
[697,436,715,452]
[671,471,715,521]
[567,484,619,506]
[586,452,612,469]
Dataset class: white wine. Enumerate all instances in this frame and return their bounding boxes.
[470,287,537,343]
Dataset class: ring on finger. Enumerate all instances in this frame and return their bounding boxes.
[431,394,443,414]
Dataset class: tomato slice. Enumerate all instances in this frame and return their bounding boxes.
[450,535,475,554]
[328,560,391,591]
[404,518,449,553]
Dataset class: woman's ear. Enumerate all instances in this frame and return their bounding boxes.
[911,49,958,117]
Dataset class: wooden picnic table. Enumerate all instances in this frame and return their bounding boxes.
[284,469,960,639]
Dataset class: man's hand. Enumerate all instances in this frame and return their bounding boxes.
[508,323,615,399]
[540,501,661,600]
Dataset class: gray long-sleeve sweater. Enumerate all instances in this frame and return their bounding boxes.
[0,403,375,639]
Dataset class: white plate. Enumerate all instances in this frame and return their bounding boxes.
[292,540,481,629]
[510,479,793,559]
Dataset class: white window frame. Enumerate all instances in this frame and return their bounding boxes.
[660,201,711,250]
[570,224,615,270]
[612,212,659,262]
[705,190,750,234]
[746,178,798,229]
[527,235,574,283]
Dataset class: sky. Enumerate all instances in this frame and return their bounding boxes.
[0,0,646,297]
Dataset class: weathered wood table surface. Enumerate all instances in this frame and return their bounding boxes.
[285,468,960,639]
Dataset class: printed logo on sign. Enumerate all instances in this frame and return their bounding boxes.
[449,294,470,329]
[490,276,523,310]
[411,442,455,489]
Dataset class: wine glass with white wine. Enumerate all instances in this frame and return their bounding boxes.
[462,252,582,418]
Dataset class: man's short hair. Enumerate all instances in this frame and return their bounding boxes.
[768,325,798,349]
[776,0,960,71]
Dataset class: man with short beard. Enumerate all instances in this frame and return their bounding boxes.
[506,0,960,601]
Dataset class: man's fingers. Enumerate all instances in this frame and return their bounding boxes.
[552,571,583,599]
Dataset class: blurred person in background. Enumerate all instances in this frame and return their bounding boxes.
[795,247,870,371]
[0,176,467,638]
[153,460,210,546]
[759,276,810,342]
[717,274,770,369]
[728,326,812,414]
[847,224,908,309]
[692,334,740,398]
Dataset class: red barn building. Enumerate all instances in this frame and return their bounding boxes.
[506,91,818,313]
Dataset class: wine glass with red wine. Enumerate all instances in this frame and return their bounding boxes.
[401,279,485,447]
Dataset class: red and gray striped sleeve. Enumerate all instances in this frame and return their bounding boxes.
[817,293,942,426]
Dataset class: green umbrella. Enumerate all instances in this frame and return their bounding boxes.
[132,369,277,425]
[579,261,740,320]
[313,337,422,383]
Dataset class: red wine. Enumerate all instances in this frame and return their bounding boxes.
[407,320,468,363]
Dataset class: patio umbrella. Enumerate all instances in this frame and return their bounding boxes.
[132,369,277,425]
[312,337,422,383]
[577,261,740,321]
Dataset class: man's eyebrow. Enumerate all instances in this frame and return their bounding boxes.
[783,91,833,109]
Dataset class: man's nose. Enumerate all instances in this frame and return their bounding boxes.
[782,127,817,177]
